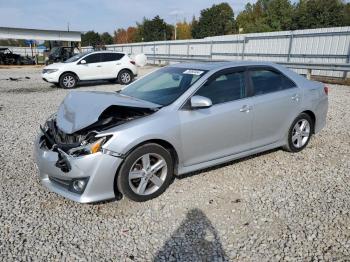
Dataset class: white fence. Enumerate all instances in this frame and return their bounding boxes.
[83,26,350,78]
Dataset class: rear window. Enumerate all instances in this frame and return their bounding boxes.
[101,53,124,62]
[250,69,296,95]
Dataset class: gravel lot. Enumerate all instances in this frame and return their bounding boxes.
[0,65,349,261]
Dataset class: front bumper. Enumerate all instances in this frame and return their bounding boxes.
[41,72,60,83]
[33,135,123,203]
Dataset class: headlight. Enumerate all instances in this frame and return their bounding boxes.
[43,69,59,74]
[68,136,111,156]
[42,113,57,131]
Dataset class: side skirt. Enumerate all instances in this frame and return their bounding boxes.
[177,141,284,176]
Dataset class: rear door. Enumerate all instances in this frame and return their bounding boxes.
[248,67,301,148]
[75,53,103,80]
[100,53,125,79]
[179,68,254,166]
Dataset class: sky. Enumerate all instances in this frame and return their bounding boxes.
[0,0,258,34]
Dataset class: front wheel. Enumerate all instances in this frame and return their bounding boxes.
[59,73,78,89]
[284,113,313,153]
[118,69,133,85]
[117,143,174,202]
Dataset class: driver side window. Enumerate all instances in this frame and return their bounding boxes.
[195,71,246,105]
[83,54,101,64]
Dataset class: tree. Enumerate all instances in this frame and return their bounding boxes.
[136,16,173,42]
[292,0,348,29]
[176,20,192,40]
[191,3,236,39]
[236,0,293,33]
[81,31,100,47]
[114,27,138,43]
[265,0,294,31]
[236,1,271,33]
[100,32,113,45]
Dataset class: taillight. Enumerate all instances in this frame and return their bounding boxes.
[324,86,329,95]
[130,60,136,65]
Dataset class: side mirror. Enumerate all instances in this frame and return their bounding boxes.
[80,59,86,64]
[190,95,212,109]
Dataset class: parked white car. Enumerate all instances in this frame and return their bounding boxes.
[42,51,138,88]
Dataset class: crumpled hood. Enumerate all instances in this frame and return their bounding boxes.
[56,91,160,134]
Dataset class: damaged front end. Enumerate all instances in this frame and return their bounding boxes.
[40,104,158,173]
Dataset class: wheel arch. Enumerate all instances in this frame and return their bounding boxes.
[118,68,133,77]
[301,110,316,133]
[112,138,179,199]
[59,71,80,81]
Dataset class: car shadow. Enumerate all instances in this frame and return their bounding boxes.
[49,80,120,89]
[91,148,281,205]
[153,208,229,261]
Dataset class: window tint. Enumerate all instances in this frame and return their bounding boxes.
[83,53,101,63]
[120,67,206,106]
[195,71,246,105]
[250,69,296,95]
[101,53,124,62]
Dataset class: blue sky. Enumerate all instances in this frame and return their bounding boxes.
[0,0,257,33]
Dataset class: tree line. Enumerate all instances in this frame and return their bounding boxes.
[82,0,350,46]
[1,0,348,47]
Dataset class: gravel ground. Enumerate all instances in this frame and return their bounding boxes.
[0,66,349,261]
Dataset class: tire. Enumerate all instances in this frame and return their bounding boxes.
[117,143,174,202]
[59,73,78,89]
[284,113,313,153]
[118,69,133,85]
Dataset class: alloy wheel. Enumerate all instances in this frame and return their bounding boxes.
[128,153,168,195]
[292,119,311,148]
[63,75,75,88]
[121,72,131,84]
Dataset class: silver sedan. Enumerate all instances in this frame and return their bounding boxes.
[34,61,328,203]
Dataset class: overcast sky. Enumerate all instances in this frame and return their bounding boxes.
[0,0,258,33]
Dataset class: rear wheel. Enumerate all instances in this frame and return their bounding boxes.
[59,73,77,89]
[284,113,313,153]
[117,143,174,202]
[118,69,133,85]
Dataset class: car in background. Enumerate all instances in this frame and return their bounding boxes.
[0,48,33,65]
[45,46,76,65]
[42,51,138,88]
[35,61,328,203]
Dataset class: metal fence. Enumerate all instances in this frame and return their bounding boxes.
[83,26,350,79]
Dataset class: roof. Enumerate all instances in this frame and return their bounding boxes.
[169,60,276,71]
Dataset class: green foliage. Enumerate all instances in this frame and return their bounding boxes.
[292,0,349,29]
[135,16,173,42]
[191,3,236,39]
[237,0,350,33]
[100,32,113,45]
[81,31,101,47]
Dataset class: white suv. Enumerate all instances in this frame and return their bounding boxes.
[42,51,138,88]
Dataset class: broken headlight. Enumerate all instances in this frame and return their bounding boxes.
[68,136,111,157]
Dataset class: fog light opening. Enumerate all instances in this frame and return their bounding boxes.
[72,179,86,193]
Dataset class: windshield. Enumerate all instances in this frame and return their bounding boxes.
[64,53,87,63]
[120,67,207,106]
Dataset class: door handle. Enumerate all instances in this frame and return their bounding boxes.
[116,63,121,65]
[240,105,252,113]
[291,94,300,101]
[96,65,102,67]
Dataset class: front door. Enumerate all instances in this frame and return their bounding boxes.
[75,53,103,80]
[179,69,254,166]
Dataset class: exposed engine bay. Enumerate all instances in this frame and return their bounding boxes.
[41,105,157,153]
